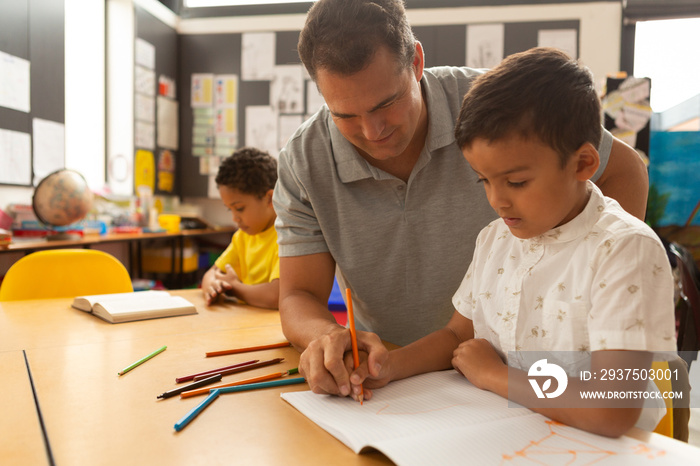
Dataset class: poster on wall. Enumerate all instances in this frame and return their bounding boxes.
[0,50,30,113]
[134,39,157,153]
[0,128,31,185]
[242,32,275,81]
[466,23,504,69]
[191,73,214,108]
[32,118,65,185]
[279,114,303,151]
[157,149,175,193]
[135,38,155,70]
[306,80,325,118]
[134,149,156,193]
[270,65,304,114]
[214,74,238,157]
[538,29,578,59]
[157,95,179,150]
[245,105,278,157]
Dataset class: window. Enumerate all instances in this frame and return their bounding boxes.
[633,17,700,113]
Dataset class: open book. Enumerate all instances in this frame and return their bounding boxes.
[282,370,692,466]
[72,290,197,323]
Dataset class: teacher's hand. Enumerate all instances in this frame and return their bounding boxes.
[299,327,387,400]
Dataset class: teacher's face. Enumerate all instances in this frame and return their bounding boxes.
[316,43,425,163]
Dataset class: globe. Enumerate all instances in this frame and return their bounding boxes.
[33,169,93,239]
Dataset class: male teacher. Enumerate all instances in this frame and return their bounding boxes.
[272,0,649,398]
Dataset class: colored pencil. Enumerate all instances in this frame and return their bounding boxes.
[157,374,223,399]
[216,376,306,395]
[174,389,220,432]
[192,357,284,381]
[181,368,299,399]
[175,359,258,384]
[205,341,290,357]
[346,288,364,404]
[118,345,167,376]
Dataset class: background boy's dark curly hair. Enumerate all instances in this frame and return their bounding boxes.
[215,147,278,198]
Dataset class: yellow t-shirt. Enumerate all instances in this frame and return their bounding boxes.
[214,226,279,285]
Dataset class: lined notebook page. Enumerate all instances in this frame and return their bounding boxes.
[282,370,690,465]
[282,371,529,453]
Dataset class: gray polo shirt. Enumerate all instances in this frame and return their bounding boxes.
[273,66,612,346]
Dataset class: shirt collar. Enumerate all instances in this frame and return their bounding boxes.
[422,68,458,152]
[527,181,605,246]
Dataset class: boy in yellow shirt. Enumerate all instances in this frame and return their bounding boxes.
[201,147,279,308]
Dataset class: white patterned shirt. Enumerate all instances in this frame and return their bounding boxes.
[453,182,677,359]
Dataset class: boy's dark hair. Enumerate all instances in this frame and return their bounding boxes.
[454,47,602,167]
[215,147,277,198]
[298,0,416,82]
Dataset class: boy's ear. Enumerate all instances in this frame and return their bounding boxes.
[574,142,600,181]
[264,189,274,205]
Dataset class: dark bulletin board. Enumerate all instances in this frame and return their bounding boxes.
[177,31,302,198]
[178,20,579,198]
[134,5,179,196]
[0,0,64,186]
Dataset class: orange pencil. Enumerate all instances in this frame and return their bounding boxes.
[345,288,363,404]
[205,341,290,357]
[180,368,299,398]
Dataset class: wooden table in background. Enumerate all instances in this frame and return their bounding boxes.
[1,227,237,287]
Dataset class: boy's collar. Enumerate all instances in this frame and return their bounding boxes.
[530,181,603,245]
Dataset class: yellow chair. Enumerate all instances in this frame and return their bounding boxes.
[0,249,133,301]
[651,357,691,442]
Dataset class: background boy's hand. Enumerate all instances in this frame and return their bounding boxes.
[451,338,506,392]
[203,264,239,305]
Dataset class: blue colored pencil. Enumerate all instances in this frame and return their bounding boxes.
[216,377,306,394]
[174,389,220,432]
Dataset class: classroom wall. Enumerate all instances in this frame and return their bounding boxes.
[0,1,622,220]
[176,2,621,201]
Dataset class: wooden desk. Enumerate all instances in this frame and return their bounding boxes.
[1,351,49,466]
[0,290,279,353]
[1,290,390,465]
[3,291,698,465]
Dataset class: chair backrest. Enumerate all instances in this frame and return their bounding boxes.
[0,249,133,301]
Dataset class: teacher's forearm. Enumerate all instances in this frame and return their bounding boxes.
[279,290,341,351]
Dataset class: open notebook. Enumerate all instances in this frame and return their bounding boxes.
[282,370,694,466]
[72,290,197,323]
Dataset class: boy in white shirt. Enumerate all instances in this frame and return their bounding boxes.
[351,47,678,438]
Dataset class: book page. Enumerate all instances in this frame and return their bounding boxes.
[72,290,171,311]
[282,370,690,465]
[92,295,197,323]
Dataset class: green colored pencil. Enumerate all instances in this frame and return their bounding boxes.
[118,345,167,376]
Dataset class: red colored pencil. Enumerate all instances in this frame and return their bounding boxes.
[175,359,258,384]
[192,357,284,381]
[205,341,291,357]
